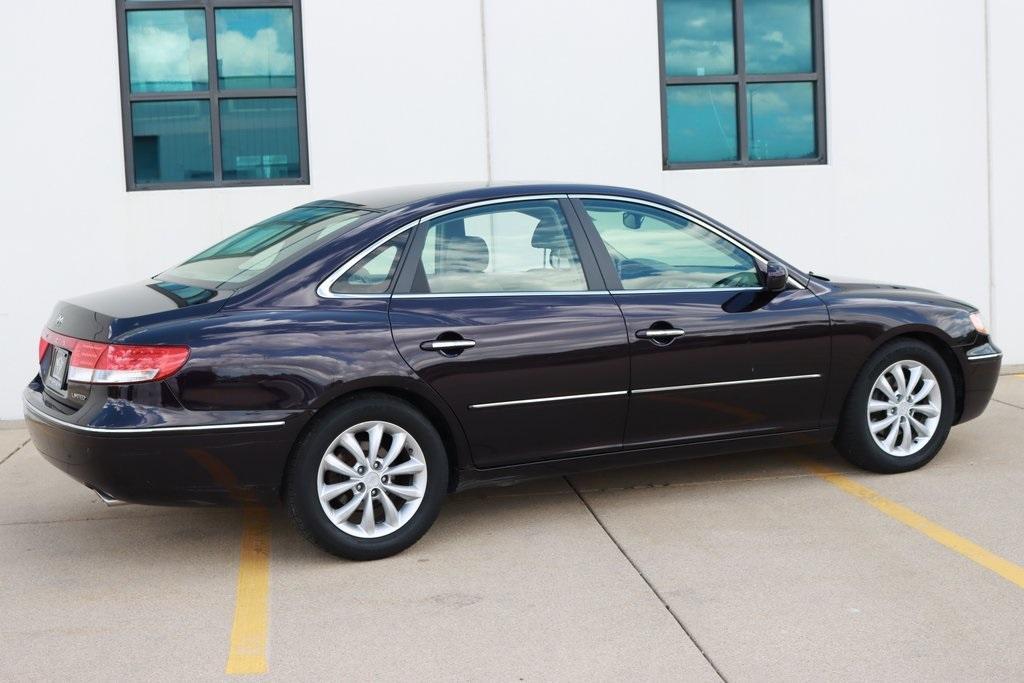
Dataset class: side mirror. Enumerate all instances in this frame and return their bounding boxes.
[762,261,788,292]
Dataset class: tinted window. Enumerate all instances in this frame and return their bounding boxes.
[161,204,374,287]
[330,234,407,295]
[412,200,587,294]
[581,200,758,290]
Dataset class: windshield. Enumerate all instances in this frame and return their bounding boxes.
[159,203,376,288]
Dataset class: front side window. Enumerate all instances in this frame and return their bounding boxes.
[581,199,758,290]
[117,1,308,189]
[660,0,825,168]
[411,200,588,294]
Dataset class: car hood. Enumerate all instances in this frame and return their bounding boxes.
[810,274,976,311]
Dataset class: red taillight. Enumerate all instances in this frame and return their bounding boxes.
[40,329,189,385]
[38,334,49,362]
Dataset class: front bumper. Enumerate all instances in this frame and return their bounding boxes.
[23,383,305,506]
[957,342,1003,424]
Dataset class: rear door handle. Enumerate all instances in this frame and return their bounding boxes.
[420,338,476,354]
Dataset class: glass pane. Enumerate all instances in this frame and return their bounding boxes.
[331,234,408,295]
[743,0,813,74]
[748,82,817,160]
[219,98,301,180]
[582,200,758,290]
[415,200,588,293]
[127,10,208,93]
[662,0,735,76]
[131,100,213,184]
[215,8,296,90]
[666,84,738,164]
[162,206,373,287]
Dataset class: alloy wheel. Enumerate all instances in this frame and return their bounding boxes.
[866,360,942,457]
[316,421,428,538]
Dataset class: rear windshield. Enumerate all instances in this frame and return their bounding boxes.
[158,203,377,288]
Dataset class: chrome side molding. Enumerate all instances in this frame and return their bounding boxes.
[23,401,286,434]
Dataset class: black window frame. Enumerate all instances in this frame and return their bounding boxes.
[115,0,310,191]
[658,0,827,170]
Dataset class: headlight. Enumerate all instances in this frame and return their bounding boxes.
[969,312,989,335]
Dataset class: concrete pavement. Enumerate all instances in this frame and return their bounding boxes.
[2,376,1023,680]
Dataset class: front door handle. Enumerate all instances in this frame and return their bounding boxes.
[635,324,685,345]
[635,328,685,339]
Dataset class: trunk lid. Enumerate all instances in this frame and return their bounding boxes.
[39,279,229,409]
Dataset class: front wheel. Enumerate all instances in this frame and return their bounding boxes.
[285,394,449,560]
[834,339,955,473]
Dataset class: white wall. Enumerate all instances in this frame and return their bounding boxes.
[987,0,1024,360]
[0,0,1016,418]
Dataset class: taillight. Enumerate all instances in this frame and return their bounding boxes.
[38,334,49,362]
[40,329,189,385]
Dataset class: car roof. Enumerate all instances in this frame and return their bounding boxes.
[321,181,665,212]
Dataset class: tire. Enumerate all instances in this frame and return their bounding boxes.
[834,339,955,474]
[284,394,449,560]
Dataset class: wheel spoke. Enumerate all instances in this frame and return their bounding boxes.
[378,491,401,526]
[883,418,900,450]
[382,482,421,501]
[331,490,365,523]
[913,403,940,418]
[911,379,935,405]
[367,423,384,465]
[868,400,892,414]
[323,453,359,478]
[380,432,407,470]
[874,377,898,401]
[359,494,376,535]
[340,432,369,468]
[319,480,356,503]
[385,459,425,477]
[870,414,898,434]
[891,365,908,395]
[899,418,913,451]
[908,415,931,438]
[905,365,923,397]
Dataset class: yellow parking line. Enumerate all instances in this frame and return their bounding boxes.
[226,507,271,675]
[804,462,1024,590]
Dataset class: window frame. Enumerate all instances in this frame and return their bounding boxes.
[657,0,827,170]
[115,0,310,191]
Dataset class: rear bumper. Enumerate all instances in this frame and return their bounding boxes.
[23,384,305,506]
[957,343,1002,424]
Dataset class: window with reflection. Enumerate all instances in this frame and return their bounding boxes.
[117,1,307,189]
[660,0,825,168]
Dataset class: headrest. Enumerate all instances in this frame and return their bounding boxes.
[531,215,572,250]
[444,235,489,273]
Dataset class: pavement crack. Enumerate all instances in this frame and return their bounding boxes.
[0,438,30,468]
[992,398,1024,411]
[564,476,728,683]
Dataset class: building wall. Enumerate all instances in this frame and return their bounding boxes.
[0,0,1016,418]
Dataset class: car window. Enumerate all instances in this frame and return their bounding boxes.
[411,200,588,294]
[161,203,375,288]
[581,199,759,290]
[330,233,407,295]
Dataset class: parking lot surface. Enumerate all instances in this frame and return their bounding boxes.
[2,375,1023,681]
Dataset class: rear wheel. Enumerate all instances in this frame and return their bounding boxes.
[834,339,955,473]
[285,395,448,560]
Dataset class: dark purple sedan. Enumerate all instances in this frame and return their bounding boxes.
[25,183,1002,559]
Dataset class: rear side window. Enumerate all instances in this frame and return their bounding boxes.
[410,200,588,294]
[329,233,408,295]
[581,199,758,290]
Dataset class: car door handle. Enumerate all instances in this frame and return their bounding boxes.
[420,339,476,352]
[635,328,685,339]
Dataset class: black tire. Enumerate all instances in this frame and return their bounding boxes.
[834,339,956,474]
[284,394,448,560]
